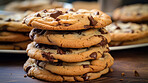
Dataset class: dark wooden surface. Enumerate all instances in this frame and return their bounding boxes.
[0,46,148,83]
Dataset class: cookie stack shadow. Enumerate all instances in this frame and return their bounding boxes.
[23,8,114,82]
[0,11,32,50]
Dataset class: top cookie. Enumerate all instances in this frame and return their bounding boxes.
[23,8,112,30]
[113,4,148,22]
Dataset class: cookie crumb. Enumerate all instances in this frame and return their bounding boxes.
[121,72,125,76]
[32,77,35,79]
[24,74,27,78]
[120,79,123,81]
[10,73,12,75]
[134,70,140,77]
[109,68,113,72]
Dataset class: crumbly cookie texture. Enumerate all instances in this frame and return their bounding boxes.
[26,42,110,62]
[34,52,113,76]
[23,58,111,82]
[0,32,30,42]
[109,36,148,46]
[0,11,33,32]
[0,41,31,50]
[30,28,111,48]
[105,22,148,41]
[113,4,148,22]
[23,8,112,30]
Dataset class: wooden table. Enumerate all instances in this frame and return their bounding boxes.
[0,46,148,83]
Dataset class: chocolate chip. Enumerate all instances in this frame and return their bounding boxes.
[26,66,32,73]
[5,18,11,22]
[96,35,108,46]
[43,9,48,13]
[95,12,99,15]
[98,28,108,34]
[63,23,71,26]
[102,53,105,58]
[36,13,41,17]
[65,11,68,13]
[116,26,121,30]
[57,48,66,55]
[137,12,141,16]
[82,73,90,81]
[56,18,60,21]
[90,52,97,59]
[0,18,3,20]
[50,10,63,19]
[82,64,89,68]
[88,16,98,26]
[69,9,74,11]
[41,51,55,62]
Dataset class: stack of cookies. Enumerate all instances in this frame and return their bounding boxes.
[106,4,148,46]
[0,11,32,50]
[23,8,114,82]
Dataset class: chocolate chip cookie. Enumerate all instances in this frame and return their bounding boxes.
[105,22,148,42]
[29,28,111,48]
[0,41,31,50]
[0,32,30,42]
[24,58,111,81]
[113,4,148,22]
[34,52,113,75]
[0,11,33,32]
[110,36,148,46]
[26,42,110,62]
[23,8,112,30]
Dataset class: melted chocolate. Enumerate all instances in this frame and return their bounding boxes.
[26,66,32,73]
[50,10,63,19]
[90,52,97,59]
[88,16,98,26]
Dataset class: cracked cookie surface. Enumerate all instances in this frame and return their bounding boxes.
[26,42,110,62]
[23,8,112,30]
[30,28,111,48]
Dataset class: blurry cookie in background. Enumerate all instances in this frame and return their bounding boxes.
[0,11,32,32]
[0,41,31,50]
[5,0,63,12]
[0,11,32,50]
[112,4,148,22]
[72,1,100,10]
[105,22,148,46]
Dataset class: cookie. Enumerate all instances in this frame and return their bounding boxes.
[105,22,148,41]
[0,11,33,32]
[26,42,110,62]
[0,41,31,50]
[30,28,111,48]
[109,36,148,46]
[24,58,110,81]
[35,52,113,75]
[112,4,148,22]
[5,0,63,12]
[0,32,30,42]
[23,8,112,30]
